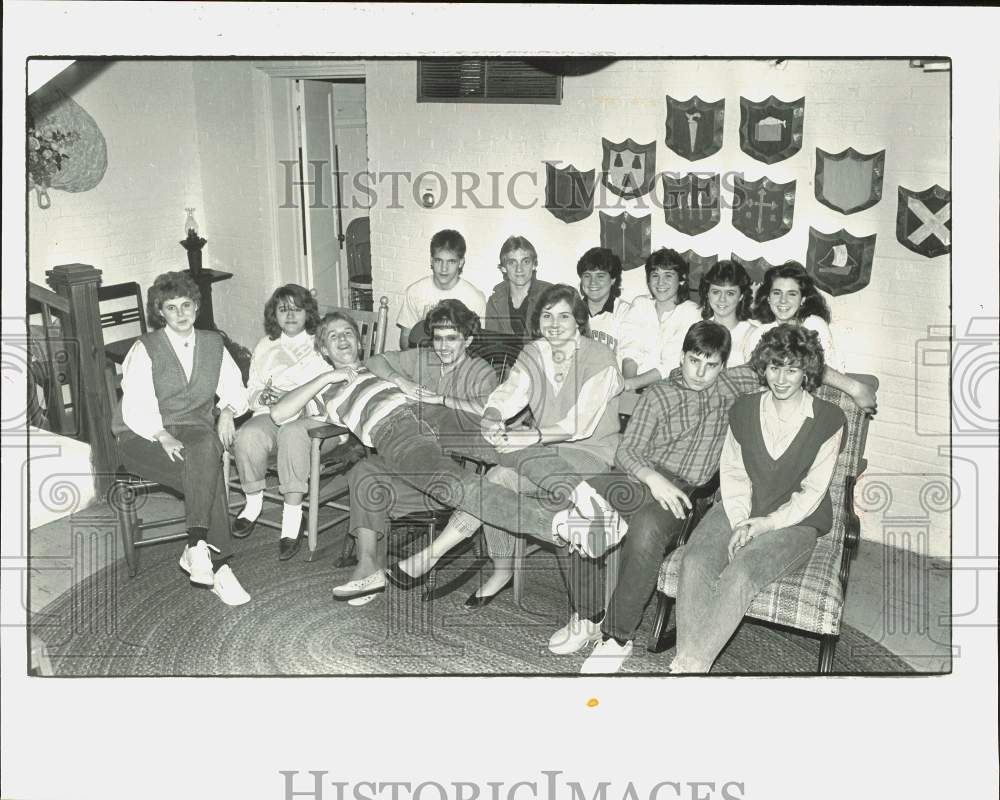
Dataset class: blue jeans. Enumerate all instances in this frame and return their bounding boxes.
[673,502,818,672]
[370,409,563,542]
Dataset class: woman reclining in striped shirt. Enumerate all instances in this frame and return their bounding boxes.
[268,310,623,589]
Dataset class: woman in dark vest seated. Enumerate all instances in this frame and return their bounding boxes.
[669,324,846,673]
[111,271,251,605]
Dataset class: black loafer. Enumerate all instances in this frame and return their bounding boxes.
[463,578,513,610]
[232,515,257,539]
[278,532,302,561]
[385,562,428,590]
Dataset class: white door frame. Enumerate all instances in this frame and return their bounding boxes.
[254,61,366,298]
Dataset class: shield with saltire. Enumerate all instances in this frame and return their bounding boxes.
[662,173,721,235]
[601,137,656,199]
[814,147,885,214]
[806,227,877,296]
[545,162,596,224]
[896,185,951,258]
[739,96,805,164]
[665,96,725,161]
[732,175,796,242]
[599,211,651,271]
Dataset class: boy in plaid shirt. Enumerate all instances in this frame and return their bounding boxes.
[546,320,876,671]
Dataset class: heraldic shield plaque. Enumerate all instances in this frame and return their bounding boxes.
[665,96,725,161]
[681,250,719,301]
[732,175,796,242]
[815,147,885,214]
[739,96,805,164]
[806,227,877,296]
[662,173,721,235]
[897,184,951,258]
[601,137,656,199]
[600,210,651,271]
[731,252,779,285]
[545,162,596,224]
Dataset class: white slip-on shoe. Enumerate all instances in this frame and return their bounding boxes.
[547,613,603,655]
[332,571,387,600]
[580,637,634,674]
[211,565,251,606]
[179,541,219,586]
[347,592,380,607]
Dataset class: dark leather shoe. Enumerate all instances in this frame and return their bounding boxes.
[385,562,428,590]
[278,532,302,561]
[232,515,257,539]
[463,577,513,610]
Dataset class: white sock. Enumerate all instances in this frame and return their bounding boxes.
[239,492,264,522]
[280,503,303,539]
[571,481,609,519]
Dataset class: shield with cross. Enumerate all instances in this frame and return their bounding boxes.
[740,96,805,164]
[601,137,656,199]
[897,185,951,258]
[662,172,721,235]
[545,162,596,224]
[680,250,719,301]
[730,252,780,286]
[599,210,651,271]
[815,147,885,214]
[806,227,877,296]
[732,175,796,242]
[665,96,725,161]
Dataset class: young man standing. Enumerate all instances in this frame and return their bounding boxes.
[541,321,876,673]
[396,229,487,349]
[482,235,552,341]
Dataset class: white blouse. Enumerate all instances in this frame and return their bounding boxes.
[620,296,703,378]
[120,327,249,441]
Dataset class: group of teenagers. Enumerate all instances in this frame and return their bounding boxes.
[112,227,877,674]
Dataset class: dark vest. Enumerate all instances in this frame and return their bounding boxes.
[728,392,846,534]
[112,329,225,436]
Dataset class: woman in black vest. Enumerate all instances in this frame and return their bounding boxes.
[670,324,846,673]
[112,271,251,605]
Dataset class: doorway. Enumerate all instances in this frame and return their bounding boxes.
[261,64,369,311]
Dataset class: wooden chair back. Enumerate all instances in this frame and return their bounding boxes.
[345,217,373,311]
[319,296,389,363]
[97,281,146,343]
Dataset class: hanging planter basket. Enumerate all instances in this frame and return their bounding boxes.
[27,85,107,209]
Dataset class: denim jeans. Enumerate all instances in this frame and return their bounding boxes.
[673,502,818,672]
[370,409,562,542]
[117,424,232,559]
[569,469,693,640]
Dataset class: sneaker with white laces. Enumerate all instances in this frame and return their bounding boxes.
[179,541,218,586]
[580,637,634,674]
[547,612,603,655]
[211,565,251,606]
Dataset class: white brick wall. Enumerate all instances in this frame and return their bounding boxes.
[29,60,277,351]
[28,61,205,296]
[364,58,952,556]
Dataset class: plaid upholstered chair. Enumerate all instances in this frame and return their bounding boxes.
[647,374,878,673]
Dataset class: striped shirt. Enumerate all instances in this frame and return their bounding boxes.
[322,368,409,447]
[615,364,762,487]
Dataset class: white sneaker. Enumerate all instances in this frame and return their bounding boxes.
[547,612,603,655]
[179,541,219,586]
[580,637,633,674]
[332,570,386,599]
[211,565,251,606]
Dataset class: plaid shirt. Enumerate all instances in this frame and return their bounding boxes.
[615,364,762,487]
